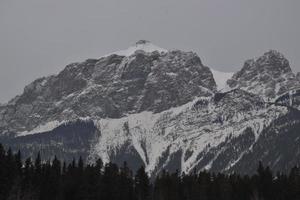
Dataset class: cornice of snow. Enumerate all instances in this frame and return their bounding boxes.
[103,40,168,57]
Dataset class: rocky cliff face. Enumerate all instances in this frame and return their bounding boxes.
[0,42,216,134]
[1,41,300,176]
[227,50,300,100]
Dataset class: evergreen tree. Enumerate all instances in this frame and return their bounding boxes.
[135,166,150,200]
[1,144,300,200]
[288,166,300,200]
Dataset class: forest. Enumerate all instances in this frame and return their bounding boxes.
[0,144,300,200]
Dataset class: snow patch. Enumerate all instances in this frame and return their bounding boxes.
[18,120,65,136]
[210,68,234,91]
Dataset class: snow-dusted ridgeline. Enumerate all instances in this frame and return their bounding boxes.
[104,40,167,57]
[89,94,287,175]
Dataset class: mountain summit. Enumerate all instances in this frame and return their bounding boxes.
[0,43,215,134]
[227,50,299,99]
[107,40,167,57]
[0,43,300,176]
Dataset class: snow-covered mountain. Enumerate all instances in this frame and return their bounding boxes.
[1,41,300,176]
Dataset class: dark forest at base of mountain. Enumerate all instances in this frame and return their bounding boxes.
[0,144,300,200]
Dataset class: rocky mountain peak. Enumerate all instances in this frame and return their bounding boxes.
[0,47,216,134]
[262,49,286,59]
[135,40,151,45]
[257,50,291,73]
[227,50,299,99]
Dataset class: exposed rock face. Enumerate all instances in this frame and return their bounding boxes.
[0,43,300,176]
[0,49,216,134]
[297,72,300,81]
[227,50,300,100]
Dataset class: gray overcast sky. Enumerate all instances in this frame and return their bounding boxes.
[0,0,299,103]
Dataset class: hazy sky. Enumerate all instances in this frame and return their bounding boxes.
[0,0,299,103]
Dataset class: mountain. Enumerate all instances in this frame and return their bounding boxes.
[227,50,300,100]
[0,40,215,135]
[1,41,300,176]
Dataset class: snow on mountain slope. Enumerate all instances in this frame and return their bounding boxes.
[90,90,288,175]
[18,120,65,136]
[210,68,233,91]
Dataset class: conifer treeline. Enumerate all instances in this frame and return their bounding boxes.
[0,144,300,200]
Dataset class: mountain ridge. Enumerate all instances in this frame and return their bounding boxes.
[1,41,300,176]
